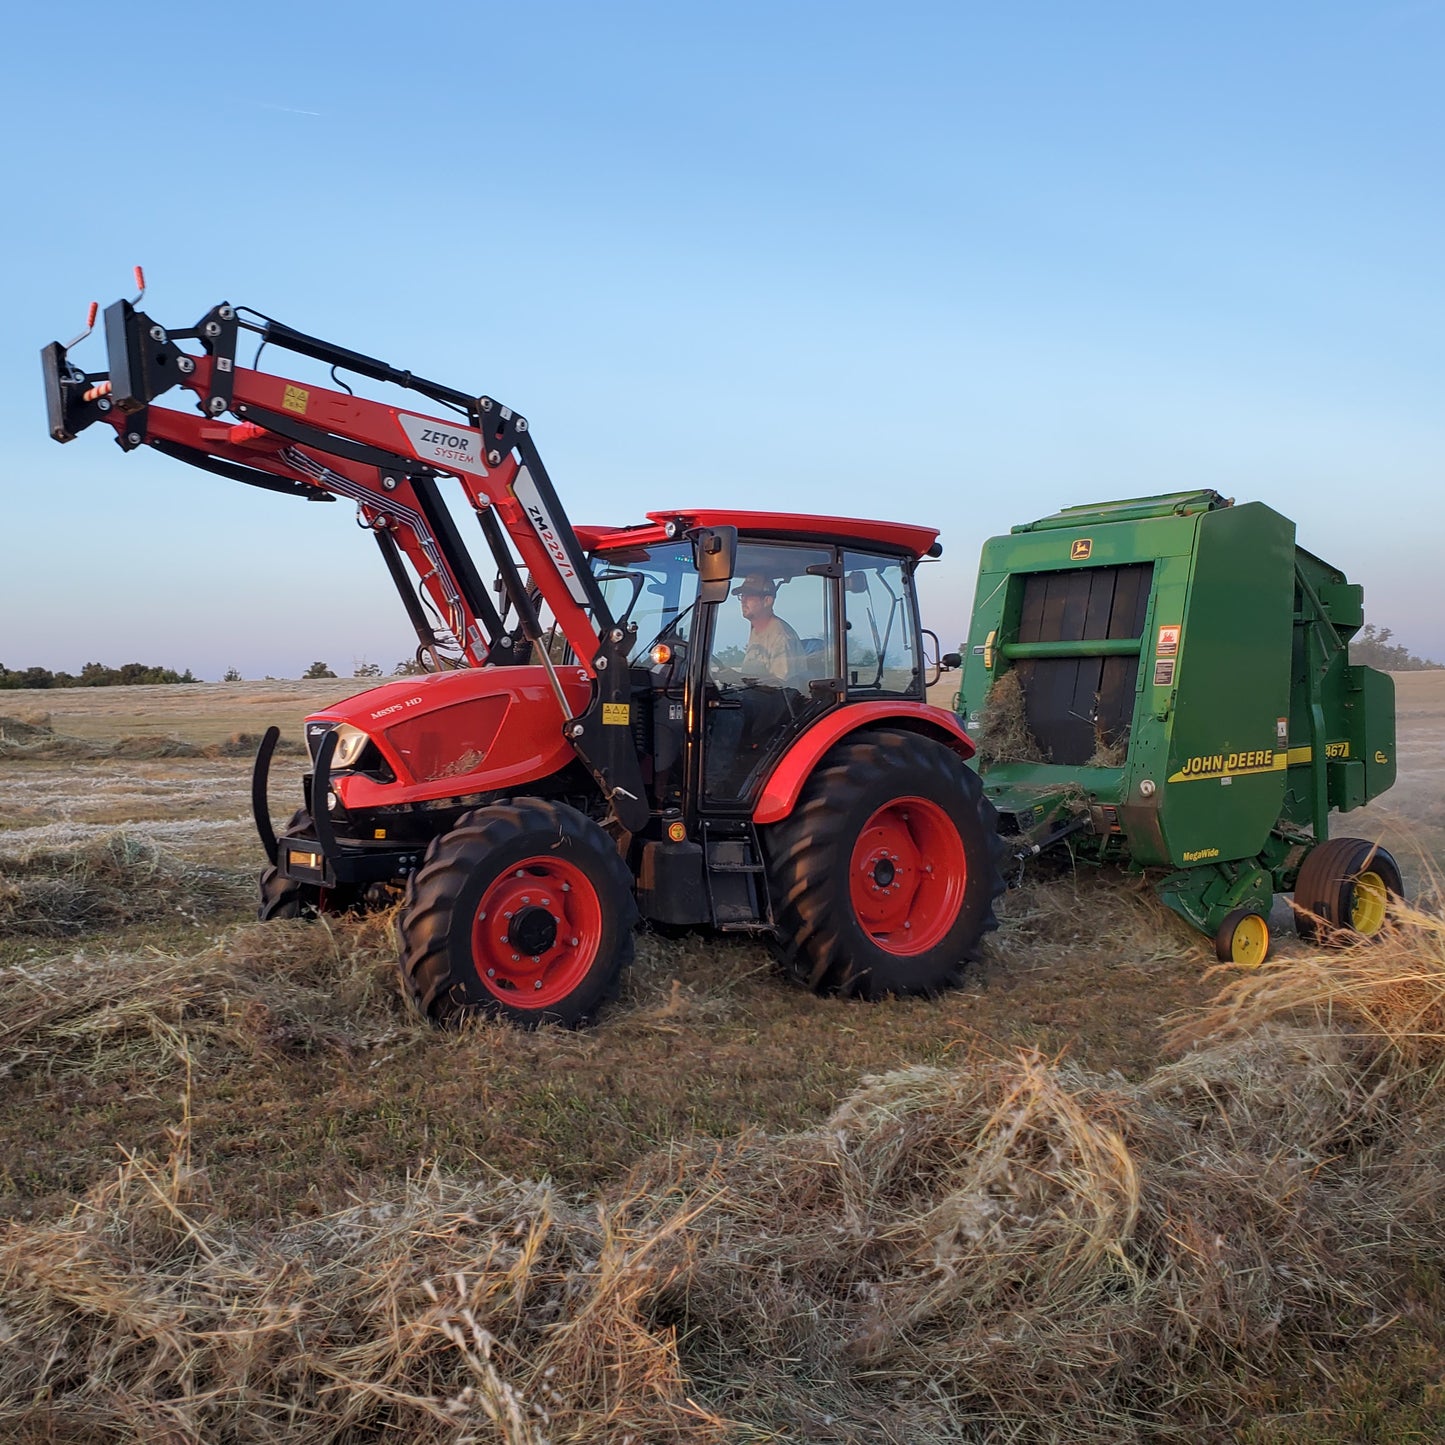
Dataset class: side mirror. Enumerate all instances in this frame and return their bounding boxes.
[941,652,962,670]
[693,525,737,604]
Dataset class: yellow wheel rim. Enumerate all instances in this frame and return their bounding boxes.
[1350,871,1390,935]
[1230,914,1270,968]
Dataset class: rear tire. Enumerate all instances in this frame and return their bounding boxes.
[397,799,638,1029]
[765,730,1006,998]
[1293,837,1403,945]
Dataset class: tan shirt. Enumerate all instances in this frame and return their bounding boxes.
[742,615,806,688]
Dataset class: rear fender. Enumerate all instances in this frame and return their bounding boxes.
[752,703,977,825]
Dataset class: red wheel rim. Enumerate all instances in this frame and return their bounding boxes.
[848,795,967,955]
[470,856,604,1007]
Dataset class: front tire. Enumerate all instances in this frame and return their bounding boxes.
[397,799,638,1029]
[255,808,360,920]
[765,730,1006,998]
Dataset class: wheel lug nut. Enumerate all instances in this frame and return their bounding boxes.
[534,979,543,990]
[486,968,496,977]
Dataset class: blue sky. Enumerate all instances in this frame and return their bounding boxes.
[3,1,1442,679]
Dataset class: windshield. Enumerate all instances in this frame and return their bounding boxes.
[591,541,701,664]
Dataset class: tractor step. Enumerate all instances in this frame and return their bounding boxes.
[701,821,773,929]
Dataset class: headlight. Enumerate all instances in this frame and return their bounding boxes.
[331,724,371,769]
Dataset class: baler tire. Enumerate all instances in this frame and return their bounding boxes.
[1293,837,1403,946]
[1215,908,1271,967]
[396,799,638,1029]
[765,730,1006,999]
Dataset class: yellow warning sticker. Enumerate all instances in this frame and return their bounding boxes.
[1070,537,1093,560]
[602,702,630,726]
[283,384,309,415]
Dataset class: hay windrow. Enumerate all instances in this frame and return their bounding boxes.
[0,715,301,761]
[0,829,252,936]
[1170,899,1445,1068]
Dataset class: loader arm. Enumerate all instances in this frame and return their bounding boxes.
[42,291,650,832]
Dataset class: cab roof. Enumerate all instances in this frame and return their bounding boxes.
[573,509,941,560]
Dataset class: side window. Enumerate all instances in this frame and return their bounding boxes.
[844,552,918,696]
[708,544,835,689]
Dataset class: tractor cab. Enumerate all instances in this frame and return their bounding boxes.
[576,512,939,815]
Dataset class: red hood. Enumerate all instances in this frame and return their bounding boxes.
[308,664,592,730]
[307,664,595,806]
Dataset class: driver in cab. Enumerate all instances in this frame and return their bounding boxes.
[731,575,806,688]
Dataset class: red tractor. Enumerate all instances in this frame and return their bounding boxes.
[43,279,1005,1026]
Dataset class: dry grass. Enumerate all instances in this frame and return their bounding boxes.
[2,870,1444,1439]
[4,965,1445,1440]
[2,680,1444,1440]
[1173,898,1445,1069]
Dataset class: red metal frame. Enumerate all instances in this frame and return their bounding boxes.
[102,355,606,676]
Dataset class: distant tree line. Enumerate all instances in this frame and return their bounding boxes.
[1349,624,1443,671]
[0,661,198,689]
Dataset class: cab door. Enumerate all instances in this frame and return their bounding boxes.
[696,542,840,808]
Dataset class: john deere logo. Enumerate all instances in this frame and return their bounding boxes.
[1070,538,1093,560]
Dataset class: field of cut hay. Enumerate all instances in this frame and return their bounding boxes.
[1,675,1443,1442]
